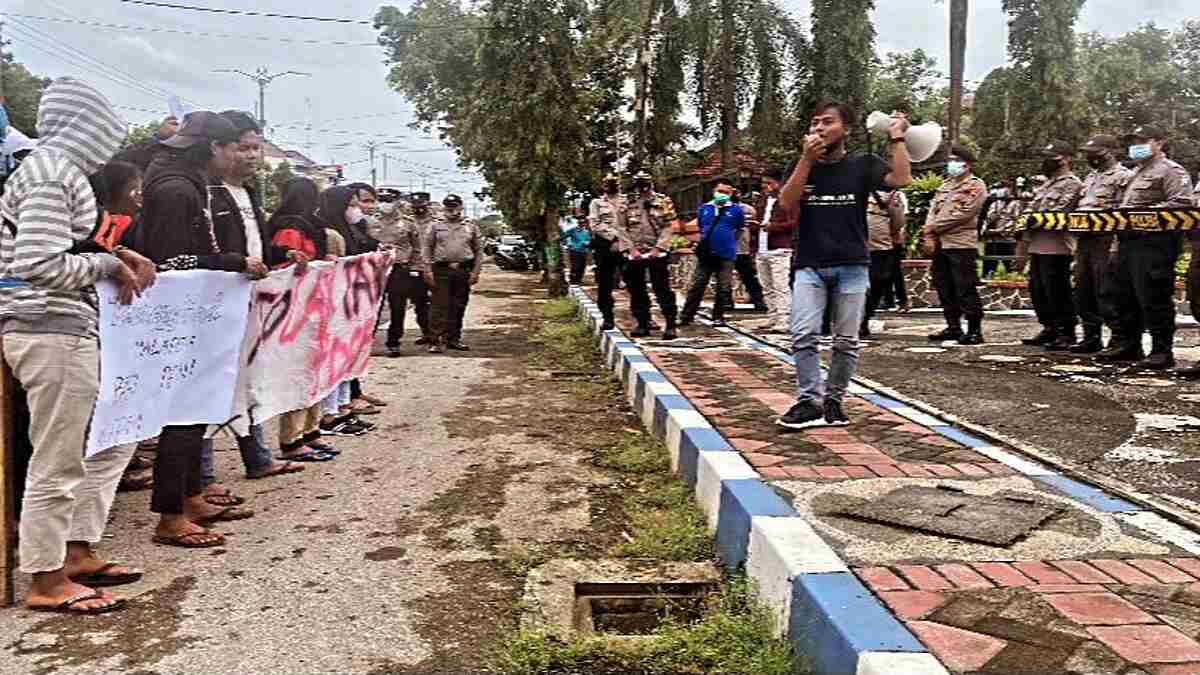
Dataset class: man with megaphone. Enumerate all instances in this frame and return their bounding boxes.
[774,101,912,431]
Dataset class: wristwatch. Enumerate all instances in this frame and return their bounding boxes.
[888,137,906,144]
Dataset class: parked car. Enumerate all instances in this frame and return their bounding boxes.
[494,235,531,270]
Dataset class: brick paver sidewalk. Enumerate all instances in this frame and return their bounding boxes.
[590,289,1200,675]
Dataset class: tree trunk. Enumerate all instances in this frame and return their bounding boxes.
[543,209,566,297]
[948,0,969,144]
[631,0,658,170]
[719,1,736,172]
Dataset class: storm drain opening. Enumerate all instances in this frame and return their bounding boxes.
[574,582,713,636]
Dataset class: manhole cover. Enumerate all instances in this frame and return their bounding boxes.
[576,583,709,636]
[836,485,1061,545]
[906,347,946,354]
[979,354,1025,363]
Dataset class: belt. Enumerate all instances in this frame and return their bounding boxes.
[1016,208,1200,234]
[434,260,474,270]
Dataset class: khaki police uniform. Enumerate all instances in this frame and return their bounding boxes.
[588,193,628,327]
[923,173,988,334]
[1192,178,1200,325]
[421,213,483,349]
[1110,153,1194,358]
[864,191,905,329]
[376,206,433,348]
[1075,160,1132,346]
[1023,173,1083,341]
[621,191,679,332]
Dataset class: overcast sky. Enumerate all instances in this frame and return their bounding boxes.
[2,0,1196,210]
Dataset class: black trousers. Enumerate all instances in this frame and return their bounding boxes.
[1190,241,1200,323]
[593,238,624,322]
[734,254,766,307]
[431,265,472,344]
[1111,235,1181,346]
[1075,236,1118,337]
[932,249,983,326]
[568,250,589,285]
[1029,254,1076,331]
[681,256,734,321]
[151,424,206,515]
[865,249,897,324]
[881,247,908,307]
[386,265,431,347]
[623,256,677,327]
[983,241,1017,278]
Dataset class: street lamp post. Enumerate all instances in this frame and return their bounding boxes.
[213,67,311,132]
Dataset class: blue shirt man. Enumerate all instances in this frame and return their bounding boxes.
[680,178,744,326]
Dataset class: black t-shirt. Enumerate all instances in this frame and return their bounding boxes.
[790,153,890,269]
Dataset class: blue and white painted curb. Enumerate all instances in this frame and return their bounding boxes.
[568,287,948,675]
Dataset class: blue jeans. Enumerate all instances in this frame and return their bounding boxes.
[790,265,869,404]
[199,423,273,485]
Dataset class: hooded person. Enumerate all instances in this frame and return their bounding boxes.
[0,77,157,614]
[269,176,328,267]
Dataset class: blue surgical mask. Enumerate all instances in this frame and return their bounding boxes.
[946,161,967,178]
[713,193,731,205]
[1129,144,1153,161]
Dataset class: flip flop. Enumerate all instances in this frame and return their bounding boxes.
[279,450,336,463]
[152,531,226,548]
[246,461,305,480]
[28,592,126,615]
[203,492,245,507]
[306,441,340,456]
[194,506,255,525]
[70,563,144,588]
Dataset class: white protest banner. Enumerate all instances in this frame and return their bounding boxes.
[232,251,393,432]
[88,271,252,455]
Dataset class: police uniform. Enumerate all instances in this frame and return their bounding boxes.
[1021,142,1083,349]
[587,177,628,329]
[375,196,434,354]
[1073,135,1133,353]
[732,201,767,311]
[923,170,988,342]
[421,195,482,352]
[1102,125,1195,368]
[864,190,905,332]
[621,178,679,338]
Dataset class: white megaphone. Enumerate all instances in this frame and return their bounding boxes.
[866,111,943,163]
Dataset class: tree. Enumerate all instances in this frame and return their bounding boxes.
[1,54,51,136]
[257,160,296,212]
[807,0,876,145]
[120,120,161,151]
[1002,0,1089,152]
[868,49,943,122]
[947,0,969,144]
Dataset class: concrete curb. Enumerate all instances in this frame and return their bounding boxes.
[568,288,948,675]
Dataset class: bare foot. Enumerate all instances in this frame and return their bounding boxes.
[64,544,140,580]
[202,483,242,506]
[155,517,224,547]
[26,577,118,613]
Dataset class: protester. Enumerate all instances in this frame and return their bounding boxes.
[619,172,679,338]
[588,174,628,330]
[775,102,912,429]
[563,210,593,285]
[922,145,988,346]
[680,177,742,330]
[862,187,906,337]
[93,161,142,250]
[1016,141,1083,351]
[342,182,388,413]
[114,115,179,171]
[753,169,796,333]
[422,194,483,352]
[0,77,155,612]
[1100,125,1195,369]
[379,192,435,355]
[133,111,264,548]
[1072,135,1132,354]
[731,189,767,313]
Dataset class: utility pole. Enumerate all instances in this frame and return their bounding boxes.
[213,67,311,132]
[367,141,377,188]
[382,154,388,182]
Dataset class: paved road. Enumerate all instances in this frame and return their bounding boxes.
[0,265,609,675]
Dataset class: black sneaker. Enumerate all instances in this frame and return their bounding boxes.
[348,416,376,431]
[823,399,850,427]
[631,325,652,338]
[776,401,827,430]
[429,343,445,354]
[448,341,470,351]
[711,319,728,328]
[415,336,432,346]
[601,319,616,330]
[386,345,402,357]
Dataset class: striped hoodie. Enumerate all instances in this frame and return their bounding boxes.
[0,77,125,336]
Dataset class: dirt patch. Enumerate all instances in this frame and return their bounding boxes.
[364,546,408,562]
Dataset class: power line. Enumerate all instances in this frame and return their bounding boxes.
[3,13,379,46]
[119,0,375,24]
[4,33,175,107]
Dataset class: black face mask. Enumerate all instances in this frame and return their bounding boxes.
[1086,153,1107,170]
[634,181,651,193]
[1040,158,1062,176]
[603,182,619,195]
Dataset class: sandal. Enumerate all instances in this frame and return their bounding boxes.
[203,492,245,507]
[117,472,153,492]
[349,400,380,415]
[153,531,226,548]
[307,440,340,455]
[28,592,126,615]
[194,506,255,525]
[246,461,305,480]
[70,563,143,588]
[279,450,336,462]
[357,393,388,407]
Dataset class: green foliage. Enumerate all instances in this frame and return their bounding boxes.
[258,161,297,213]
[867,49,944,124]
[900,172,944,254]
[491,576,797,675]
[1,56,50,136]
[119,120,161,151]
[807,0,875,140]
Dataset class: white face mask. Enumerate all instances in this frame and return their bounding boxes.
[345,206,364,224]
[946,161,967,178]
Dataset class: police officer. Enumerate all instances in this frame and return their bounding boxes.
[421,194,483,353]
[378,192,435,356]
[1183,177,1200,377]
[588,174,628,330]
[863,187,905,337]
[1072,135,1132,354]
[1099,125,1195,369]
[923,145,988,344]
[622,171,679,339]
[1016,141,1083,350]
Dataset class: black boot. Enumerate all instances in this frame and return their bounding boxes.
[662,318,678,341]
[1137,335,1174,370]
[958,318,984,345]
[1068,330,1103,354]
[601,315,615,331]
[928,325,963,341]
[1022,327,1057,346]
[631,324,652,338]
[1045,327,1077,351]
[1096,339,1144,363]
